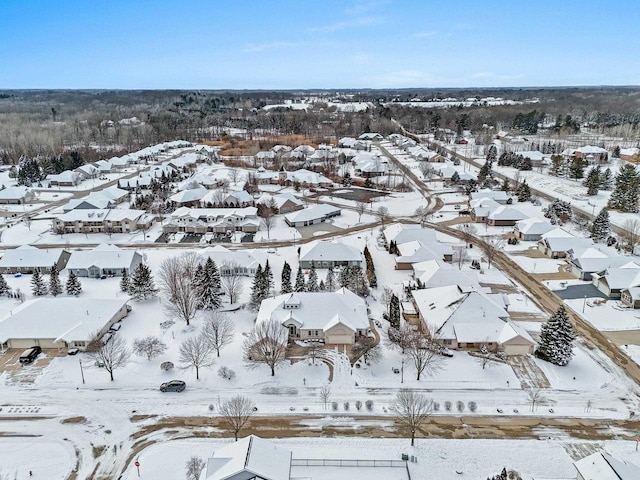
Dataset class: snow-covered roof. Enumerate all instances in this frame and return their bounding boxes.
[515,218,554,236]
[55,209,145,223]
[470,189,511,203]
[0,298,128,344]
[178,174,218,190]
[572,255,636,274]
[169,187,208,204]
[286,168,332,185]
[487,205,527,221]
[620,147,640,157]
[469,197,500,210]
[203,435,291,480]
[284,204,340,224]
[395,240,453,265]
[383,223,438,246]
[0,186,33,201]
[577,145,607,155]
[413,260,480,290]
[574,452,640,480]
[292,144,315,155]
[258,193,304,210]
[353,154,388,173]
[47,170,81,183]
[257,288,368,332]
[299,241,363,265]
[540,227,574,240]
[65,244,141,271]
[168,152,199,167]
[518,150,544,161]
[199,245,259,270]
[0,245,68,269]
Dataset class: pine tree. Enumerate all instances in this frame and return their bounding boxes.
[0,274,9,297]
[478,160,492,184]
[341,266,369,297]
[583,166,601,196]
[264,259,274,295]
[48,264,62,297]
[363,246,377,288]
[249,264,267,310]
[549,155,565,177]
[544,199,573,223]
[129,263,158,301]
[294,265,306,292]
[31,271,47,296]
[307,264,319,292]
[389,294,401,329]
[120,270,131,294]
[318,279,326,291]
[500,178,510,192]
[569,157,585,180]
[516,180,531,202]
[536,306,576,366]
[65,271,82,296]
[325,266,336,291]
[196,258,222,310]
[608,164,640,213]
[281,261,292,294]
[600,167,613,190]
[590,207,611,242]
[450,171,460,184]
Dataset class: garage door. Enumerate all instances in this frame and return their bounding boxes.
[503,344,532,355]
[326,333,353,345]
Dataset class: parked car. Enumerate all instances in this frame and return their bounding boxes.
[109,322,122,332]
[67,348,80,356]
[19,346,42,364]
[160,380,186,393]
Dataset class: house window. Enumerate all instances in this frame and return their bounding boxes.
[443,339,452,345]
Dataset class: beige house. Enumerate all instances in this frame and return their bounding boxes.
[52,209,152,234]
[0,245,71,274]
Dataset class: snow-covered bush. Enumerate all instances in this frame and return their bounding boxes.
[468,401,477,412]
[332,402,338,411]
[355,400,362,411]
[445,401,452,411]
[218,366,236,381]
[344,401,350,411]
[457,401,465,412]
[365,400,373,411]
[433,401,440,411]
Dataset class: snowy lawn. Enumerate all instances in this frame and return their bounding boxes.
[0,438,75,480]
[565,297,640,331]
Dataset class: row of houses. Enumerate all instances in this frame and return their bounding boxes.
[53,209,155,234]
[253,167,333,188]
[388,134,443,162]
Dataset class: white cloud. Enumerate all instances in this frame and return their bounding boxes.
[311,16,382,33]
[243,41,298,53]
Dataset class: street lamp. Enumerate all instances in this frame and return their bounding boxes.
[79,358,85,384]
[582,295,587,314]
[401,358,405,384]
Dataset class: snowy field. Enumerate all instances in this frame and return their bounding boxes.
[565,297,640,331]
[0,438,75,480]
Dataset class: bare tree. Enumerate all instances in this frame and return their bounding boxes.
[92,336,131,382]
[261,207,275,240]
[243,319,288,376]
[132,336,167,361]
[622,219,640,254]
[391,390,434,446]
[527,387,544,412]
[456,223,478,247]
[376,206,390,227]
[158,252,200,302]
[319,385,331,410]
[355,200,368,223]
[164,276,199,326]
[221,264,244,304]
[419,162,436,180]
[388,323,415,354]
[228,168,241,185]
[414,205,431,226]
[452,246,468,270]
[179,335,215,380]
[481,235,505,270]
[306,342,322,365]
[219,395,255,441]
[202,310,235,357]
[185,456,205,480]
[476,343,495,370]
[406,331,444,381]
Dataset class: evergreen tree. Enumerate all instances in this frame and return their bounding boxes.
[583,166,601,196]
[249,264,268,310]
[590,207,611,242]
[516,180,531,202]
[600,167,614,190]
[48,264,62,297]
[325,266,336,291]
[342,171,352,186]
[389,294,401,329]
[65,271,82,296]
[129,263,158,301]
[450,171,460,184]
[294,265,306,292]
[318,279,326,291]
[264,259,274,295]
[120,270,131,294]
[31,270,47,296]
[485,144,497,162]
[307,264,319,292]
[478,160,492,184]
[500,178,510,192]
[0,274,9,297]
[341,266,369,297]
[549,155,565,177]
[197,258,222,310]
[519,157,532,171]
[536,306,576,366]
[569,157,585,180]
[363,246,377,288]
[281,261,293,294]
[544,199,573,223]
[608,164,640,213]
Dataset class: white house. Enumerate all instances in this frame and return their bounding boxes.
[199,246,260,276]
[257,193,304,214]
[284,204,341,227]
[0,245,71,274]
[65,244,143,278]
[53,209,152,234]
[299,241,364,269]
[0,186,35,205]
[200,435,291,480]
[163,207,260,234]
[0,298,130,351]
[574,451,640,480]
[256,288,370,347]
[352,154,388,177]
[514,218,554,241]
[470,189,512,204]
[169,187,208,205]
[486,205,527,227]
[47,170,82,187]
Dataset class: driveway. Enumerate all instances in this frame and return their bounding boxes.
[553,284,608,300]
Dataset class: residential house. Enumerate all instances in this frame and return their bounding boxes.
[412,285,534,355]
[63,188,129,212]
[383,223,437,247]
[574,451,640,480]
[394,240,454,269]
[572,253,637,281]
[469,198,500,223]
[0,298,130,351]
[537,228,592,258]
[280,168,332,188]
[433,164,476,182]
[514,218,554,241]
[178,174,220,190]
[65,244,143,278]
[517,150,546,168]
[621,288,640,308]
[200,190,253,208]
[284,204,341,228]
[412,259,480,291]
[619,147,640,163]
[299,241,364,269]
[168,152,199,172]
[307,149,336,164]
[169,187,208,206]
[0,186,35,205]
[291,145,315,158]
[200,435,291,480]
[486,205,527,226]
[358,133,383,140]
[163,207,260,234]
[256,288,369,347]
[339,137,357,148]
[47,170,82,187]
[94,159,113,173]
[470,189,512,205]
[199,246,260,276]
[75,164,100,179]
[353,154,388,177]
[0,245,71,274]
[591,263,640,298]
[257,193,304,214]
[52,209,152,234]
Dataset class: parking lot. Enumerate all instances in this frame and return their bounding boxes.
[0,349,63,382]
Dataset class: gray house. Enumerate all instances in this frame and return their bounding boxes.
[299,241,364,269]
[65,244,142,278]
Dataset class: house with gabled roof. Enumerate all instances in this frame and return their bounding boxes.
[537,228,593,258]
[412,285,534,355]
[574,451,640,480]
[470,189,512,205]
[353,154,388,177]
[170,187,208,206]
[299,241,363,269]
[257,193,304,214]
[469,197,500,222]
[412,259,480,291]
[358,132,383,140]
[486,205,527,226]
[383,223,438,247]
[47,170,82,187]
[164,207,260,234]
[199,246,260,276]
[284,204,341,227]
[514,218,554,241]
[591,262,640,298]
[65,244,142,278]
[256,288,369,347]
[0,245,71,274]
[0,186,35,205]
[394,240,453,269]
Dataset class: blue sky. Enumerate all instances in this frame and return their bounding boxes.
[1,0,639,89]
